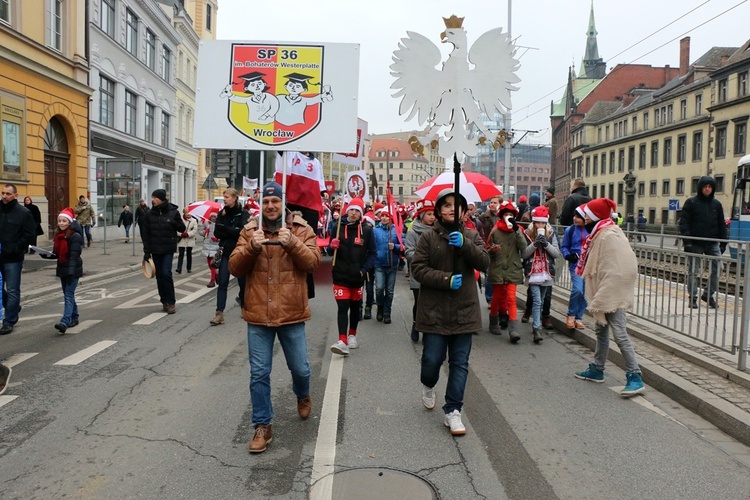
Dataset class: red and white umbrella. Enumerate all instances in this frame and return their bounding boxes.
[414,171,502,203]
[187,200,222,221]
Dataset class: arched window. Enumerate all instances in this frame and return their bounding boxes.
[44,117,68,153]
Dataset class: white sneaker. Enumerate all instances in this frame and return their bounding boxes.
[330,340,349,356]
[347,334,358,349]
[444,409,466,435]
[421,385,436,410]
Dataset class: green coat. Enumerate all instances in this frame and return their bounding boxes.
[487,225,526,285]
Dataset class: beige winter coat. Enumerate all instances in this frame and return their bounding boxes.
[581,224,637,324]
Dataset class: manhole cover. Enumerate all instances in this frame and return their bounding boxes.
[309,467,439,499]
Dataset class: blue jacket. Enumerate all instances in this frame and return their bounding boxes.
[561,224,589,263]
[373,224,401,268]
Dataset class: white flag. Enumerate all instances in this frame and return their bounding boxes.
[243,176,258,192]
[344,170,369,202]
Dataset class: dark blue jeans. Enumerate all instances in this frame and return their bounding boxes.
[59,276,79,326]
[217,253,245,312]
[152,253,175,305]
[1,261,22,325]
[375,267,397,316]
[421,332,473,414]
[83,225,92,244]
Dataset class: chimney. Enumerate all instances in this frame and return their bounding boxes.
[680,37,690,76]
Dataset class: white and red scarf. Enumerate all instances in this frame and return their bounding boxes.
[527,226,551,284]
[575,218,615,276]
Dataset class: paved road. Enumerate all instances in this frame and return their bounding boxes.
[1,257,750,499]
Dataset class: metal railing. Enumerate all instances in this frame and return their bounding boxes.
[552,227,750,370]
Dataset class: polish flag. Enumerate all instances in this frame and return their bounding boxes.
[274,152,326,214]
[386,181,404,248]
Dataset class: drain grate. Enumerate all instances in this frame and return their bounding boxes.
[310,467,439,499]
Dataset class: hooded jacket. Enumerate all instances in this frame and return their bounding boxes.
[0,198,35,264]
[140,202,186,255]
[74,198,94,226]
[679,176,727,246]
[228,214,321,327]
[404,218,431,289]
[412,220,489,335]
[331,219,376,288]
[56,220,84,278]
[373,223,401,268]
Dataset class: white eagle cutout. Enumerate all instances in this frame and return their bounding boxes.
[390,15,520,159]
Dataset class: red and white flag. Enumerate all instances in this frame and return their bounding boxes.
[274,152,326,214]
[386,181,404,248]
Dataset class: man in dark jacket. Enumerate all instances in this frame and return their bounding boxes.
[328,197,376,355]
[140,189,185,314]
[0,184,36,334]
[559,179,591,226]
[679,176,727,309]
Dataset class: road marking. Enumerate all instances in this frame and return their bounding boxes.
[54,341,117,366]
[65,320,102,334]
[0,395,18,408]
[3,352,38,367]
[609,386,687,428]
[176,286,216,304]
[18,314,59,322]
[309,354,345,500]
[133,313,167,325]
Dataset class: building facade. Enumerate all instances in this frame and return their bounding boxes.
[368,137,444,203]
[89,0,182,223]
[0,0,90,237]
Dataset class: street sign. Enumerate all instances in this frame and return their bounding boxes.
[669,199,680,211]
[202,174,219,190]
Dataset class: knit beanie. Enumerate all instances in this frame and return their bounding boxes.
[584,198,617,222]
[152,189,168,202]
[262,181,283,199]
[415,199,435,218]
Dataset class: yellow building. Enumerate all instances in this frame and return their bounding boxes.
[0,0,90,237]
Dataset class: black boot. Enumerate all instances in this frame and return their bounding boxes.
[410,323,419,342]
[499,314,509,329]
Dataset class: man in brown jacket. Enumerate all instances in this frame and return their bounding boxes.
[228,181,321,454]
[544,186,559,225]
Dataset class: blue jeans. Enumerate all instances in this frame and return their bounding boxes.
[375,267,397,316]
[124,225,131,238]
[530,284,551,329]
[365,271,374,307]
[152,253,175,305]
[593,309,641,374]
[247,322,311,426]
[686,242,721,299]
[83,225,92,244]
[1,261,22,325]
[421,332,473,414]
[484,271,493,303]
[217,253,245,312]
[59,276,79,326]
[567,263,587,319]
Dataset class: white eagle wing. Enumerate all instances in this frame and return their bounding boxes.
[467,27,520,115]
[390,31,447,125]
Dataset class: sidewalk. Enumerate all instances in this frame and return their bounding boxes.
[18,229,750,447]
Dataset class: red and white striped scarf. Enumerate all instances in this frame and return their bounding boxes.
[575,218,615,276]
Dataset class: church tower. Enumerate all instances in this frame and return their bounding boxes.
[579,0,607,79]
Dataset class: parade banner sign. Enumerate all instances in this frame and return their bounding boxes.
[194,40,360,152]
[333,118,368,167]
[345,170,369,202]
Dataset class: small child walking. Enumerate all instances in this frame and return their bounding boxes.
[486,201,526,343]
[560,204,589,329]
[46,208,84,334]
[522,206,560,343]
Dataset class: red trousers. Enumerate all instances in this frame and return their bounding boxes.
[490,283,517,319]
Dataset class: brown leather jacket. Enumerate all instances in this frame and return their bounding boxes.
[228,215,321,327]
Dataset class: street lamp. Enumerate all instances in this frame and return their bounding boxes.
[512,156,523,199]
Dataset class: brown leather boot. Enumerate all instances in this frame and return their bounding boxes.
[210,311,224,326]
[297,395,312,420]
[248,424,273,453]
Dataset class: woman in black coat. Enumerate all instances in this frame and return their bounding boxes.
[23,196,43,251]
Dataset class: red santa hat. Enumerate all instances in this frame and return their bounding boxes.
[584,198,617,222]
[415,199,435,217]
[363,210,376,226]
[58,207,75,222]
[531,205,549,223]
[574,203,587,220]
[373,202,385,215]
[345,197,365,216]
[498,200,519,217]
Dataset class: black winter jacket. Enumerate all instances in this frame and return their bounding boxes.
[559,187,592,226]
[679,176,727,246]
[118,210,134,227]
[331,221,376,288]
[56,221,84,278]
[140,202,186,255]
[0,199,35,263]
[214,203,250,256]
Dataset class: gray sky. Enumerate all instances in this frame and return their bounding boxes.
[217,0,749,147]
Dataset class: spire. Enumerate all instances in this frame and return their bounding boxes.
[580,0,606,79]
